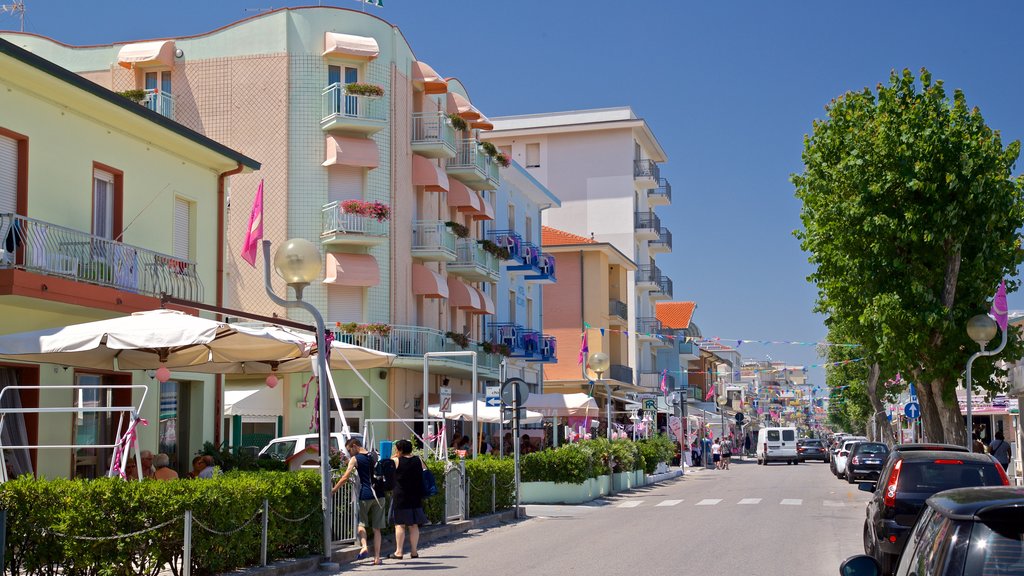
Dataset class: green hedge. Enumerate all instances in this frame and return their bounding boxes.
[420,456,515,522]
[521,437,673,484]
[636,435,676,474]
[0,472,320,576]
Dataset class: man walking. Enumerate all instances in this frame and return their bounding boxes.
[721,436,733,470]
[333,438,386,565]
[711,438,722,470]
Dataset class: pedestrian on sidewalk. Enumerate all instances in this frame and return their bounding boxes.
[390,439,427,560]
[721,437,733,470]
[711,438,722,470]
[989,431,1012,471]
[332,437,385,565]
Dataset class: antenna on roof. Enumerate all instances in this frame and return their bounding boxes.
[243,6,274,14]
[0,0,25,32]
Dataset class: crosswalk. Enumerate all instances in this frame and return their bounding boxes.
[614,498,860,509]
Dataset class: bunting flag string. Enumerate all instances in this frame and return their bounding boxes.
[579,323,860,348]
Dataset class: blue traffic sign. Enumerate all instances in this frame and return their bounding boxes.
[904,402,921,420]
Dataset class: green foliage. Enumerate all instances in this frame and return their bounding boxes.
[464,455,515,516]
[636,435,676,474]
[520,438,671,483]
[444,220,470,239]
[793,68,1024,442]
[521,443,596,484]
[344,82,385,97]
[609,439,638,472]
[447,113,468,132]
[118,89,147,103]
[480,141,498,157]
[0,472,320,576]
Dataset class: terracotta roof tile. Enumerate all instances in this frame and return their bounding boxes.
[656,301,696,330]
[541,226,597,246]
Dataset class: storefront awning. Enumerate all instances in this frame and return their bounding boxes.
[412,61,447,94]
[412,264,448,299]
[470,114,494,131]
[117,40,176,69]
[472,193,495,221]
[447,180,481,213]
[323,32,379,59]
[446,92,481,121]
[323,136,379,168]
[323,253,380,287]
[447,277,482,310]
[522,393,599,417]
[469,287,494,315]
[412,154,449,192]
[224,386,283,418]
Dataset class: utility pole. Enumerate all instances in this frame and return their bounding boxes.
[0,0,25,32]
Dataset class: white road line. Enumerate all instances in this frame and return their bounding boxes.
[780,499,803,506]
[823,500,845,507]
[618,501,643,508]
[656,499,683,507]
[738,498,762,505]
[696,499,722,506]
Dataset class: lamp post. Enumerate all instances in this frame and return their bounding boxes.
[965,313,1006,449]
[583,352,611,440]
[717,392,727,441]
[261,239,335,568]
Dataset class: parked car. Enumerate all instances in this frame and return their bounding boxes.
[258,432,364,465]
[756,426,800,465]
[797,438,829,463]
[834,438,868,478]
[842,486,1024,576]
[845,442,889,484]
[860,450,1011,575]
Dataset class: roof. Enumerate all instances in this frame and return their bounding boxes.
[0,38,260,170]
[542,226,596,246]
[928,487,1024,521]
[657,302,696,330]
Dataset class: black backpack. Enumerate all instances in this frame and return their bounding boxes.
[370,453,396,494]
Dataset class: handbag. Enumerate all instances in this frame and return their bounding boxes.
[422,468,438,497]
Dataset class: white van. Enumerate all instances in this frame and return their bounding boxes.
[756,427,799,465]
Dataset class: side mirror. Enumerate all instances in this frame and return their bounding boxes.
[858,482,875,493]
[839,554,881,576]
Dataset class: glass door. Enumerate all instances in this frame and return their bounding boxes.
[73,374,110,479]
[344,67,359,117]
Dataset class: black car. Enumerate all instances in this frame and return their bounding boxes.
[846,442,889,484]
[861,450,1010,575]
[842,486,1024,576]
[797,438,828,462]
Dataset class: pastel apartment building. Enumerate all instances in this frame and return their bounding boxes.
[0,37,258,478]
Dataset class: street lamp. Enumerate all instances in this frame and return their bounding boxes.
[717,392,727,441]
[262,239,336,568]
[585,352,611,440]
[964,313,1006,450]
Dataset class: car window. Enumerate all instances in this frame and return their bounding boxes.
[264,440,296,460]
[782,430,795,441]
[967,524,1024,575]
[898,461,1005,492]
[855,443,889,455]
[767,430,780,441]
[895,508,969,576]
[799,439,823,447]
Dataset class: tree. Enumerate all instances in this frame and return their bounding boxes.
[793,68,1024,445]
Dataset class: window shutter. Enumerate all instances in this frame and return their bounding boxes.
[93,168,114,239]
[328,165,363,203]
[0,135,16,214]
[328,284,364,323]
[526,143,540,168]
[173,198,191,260]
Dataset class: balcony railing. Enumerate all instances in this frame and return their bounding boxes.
[650,227,672,252]
[411,220,457,261]
[634,159,660,182]
[525,253,556,284]
[487,230,524,264]
[654,275,674,299]
[527,335,557,363]
[411,111,457,158]
[634,211,661,231]
[321,83,387,132]
[487,323,529,357]
[609,299,628,320]
[636,317,665,337]
[142,89,174,120]
[509,241,541,275]
[320,202,388,243]
[648,178,672,204]
[640,372,675,391]
[637,264,662,285]
[609,364,634,385]
[447,139,498,189]
[0,213,203,301]
[448,238,499,281]
[333,324,500,373]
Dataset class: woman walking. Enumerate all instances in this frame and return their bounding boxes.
[391,439,428,560]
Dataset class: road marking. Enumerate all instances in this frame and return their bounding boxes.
[696,499,722,506]
[823,500,845,507]
[618,501,642,508]
[780,499,803,506]
[738,498,762,505]
[656,499,683,507]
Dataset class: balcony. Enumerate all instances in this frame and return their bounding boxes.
[447,238,499,282]
[320,83,387,135]
[411,111,456,159]
[333,324,500,378]
[524,253,556,284]
[634,159,660,190]
[507,242,543,276]
[488,323,529,358]
[142,89,174,120]
[647,178,672,207]
[526,335,557,363]
[0,213,203,301]
[608,364,634,385]
[640,371,675,391]
[678,341,700,361]
[320,202,388,247]
[446,139,498,190]
[636,264,661,291]
[636,317,668,342]
[486,230,524,265]
[649,227,672,254]
[411,220,457,262]
[608,299,628,324]
[634,211,661,241]
[652,275,673,300]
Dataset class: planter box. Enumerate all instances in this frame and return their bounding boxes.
[634,469,646,487]
[594,474,610,496]
[612,471,633,492]
[521,478,596,504]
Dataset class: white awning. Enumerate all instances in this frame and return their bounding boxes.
[224,386,283,418]
[117,40,176,69]
[323,32,379,60]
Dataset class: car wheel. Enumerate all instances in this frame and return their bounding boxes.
[862,524,872,555]
[847,472,856,484]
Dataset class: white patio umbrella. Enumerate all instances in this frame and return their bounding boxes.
[428,400,544,424]
[0,309,312,371]
[185,327,394,373]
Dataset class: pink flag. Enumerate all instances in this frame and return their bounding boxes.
[577,329,589,366]
[659,369,668,395]
[704,382,715,402]
[990,280,1008,332]
[240,179,264,267]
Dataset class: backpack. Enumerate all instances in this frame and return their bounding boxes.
[370,452,396,495]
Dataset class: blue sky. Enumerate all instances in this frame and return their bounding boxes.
[6,1,1024,386]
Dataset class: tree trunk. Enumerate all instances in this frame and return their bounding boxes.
[933,376,967,447]
[912,368,946,443]
[864,363,895,445]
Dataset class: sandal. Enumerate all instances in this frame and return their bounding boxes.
[390,553,404,560]
[373,559,383,565]
[356,550,369,560]
[411,553,419,558]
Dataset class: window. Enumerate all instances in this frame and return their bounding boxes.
[92,165,122,240]
[144,71,172,94]
[767,430,780,442]
[0,131,23,215]
[173,197,193,260]
[526,143,540,168]
[507,203,515,232]
[525,216,533,244]
[526,298,533,330]
[508,290,517,325]
[782,429,795,442]
[329,65,360,117]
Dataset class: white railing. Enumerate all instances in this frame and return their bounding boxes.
[320,202,387,238]
[412,111,456,151]
[451,239,498,277]
[333,325,501,372]
[450,139,489,175]
[321,83,386,123]
[411,220,456,258]
[142,89,174,119]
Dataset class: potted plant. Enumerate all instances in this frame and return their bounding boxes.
[480,141,498,157]
[447,113,468,132]
[493,152,511,168]
[118,89,147,104]
[445,331,470,349]
[340,199,391,222]
[444,221,470,239]
[478,239,511,260]
[345,82,385,98]
[365,323,392,337]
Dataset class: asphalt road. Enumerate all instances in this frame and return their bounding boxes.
[334,458,871,576]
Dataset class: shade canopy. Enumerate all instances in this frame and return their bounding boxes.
[117,40,176,68]
[447,179,481,212]
[412,154,449,192]
[323,32,379,59]
[472,287,495,315]
[446,92,481,121]
[470,114,494,131]
[224,386,282,417]
[472,193,494,221]
[522,393,600,417]
[324,136,379,168]
[447,277,481,310]
[427,400,542,424]
[412,61,447,94]
[188,336,394,373]
[323,253,380,287]
[412,264,448,299]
